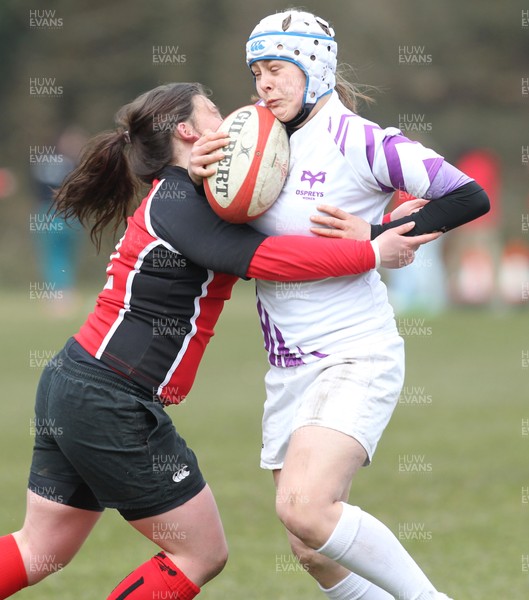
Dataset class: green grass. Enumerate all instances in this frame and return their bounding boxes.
[1,284,527,599]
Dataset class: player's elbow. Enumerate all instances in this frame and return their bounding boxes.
[460,181,490,223]
[472,186,490,218]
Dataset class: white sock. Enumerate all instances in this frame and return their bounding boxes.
[317,503,438,600]
[320,572,394,599]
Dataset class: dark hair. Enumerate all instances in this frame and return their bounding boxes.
[54,82,207,250]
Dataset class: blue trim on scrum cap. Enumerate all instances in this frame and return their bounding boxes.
[248,31,334,42]
[247,55,310,114]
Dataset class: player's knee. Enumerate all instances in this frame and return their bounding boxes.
[211,541,229,578]
[200,538,229,583]
[275,496,299,531]
[13,530,70,585]
[23,541,72,585]
[275,499,319,547]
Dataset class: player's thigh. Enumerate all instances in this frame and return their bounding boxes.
[127,483,227,585]
[279,426,365,507]
[14,490,102,583]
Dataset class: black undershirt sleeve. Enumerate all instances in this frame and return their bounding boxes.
[371,181,490,239]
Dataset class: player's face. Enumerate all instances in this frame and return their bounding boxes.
[189,95,223,136]
[251,60,306,122]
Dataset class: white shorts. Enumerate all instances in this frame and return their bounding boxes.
[260,334,405,469]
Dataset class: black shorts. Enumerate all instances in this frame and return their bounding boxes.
[28,338,206,520]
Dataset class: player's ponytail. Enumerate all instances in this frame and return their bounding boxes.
[54,82,207,250]
[54,128,136,250]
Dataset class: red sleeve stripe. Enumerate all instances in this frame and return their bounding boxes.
[246,235,375,281]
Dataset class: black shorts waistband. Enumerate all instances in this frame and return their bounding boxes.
[56,338,157,403]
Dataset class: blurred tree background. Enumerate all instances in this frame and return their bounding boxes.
[0,0,527,285]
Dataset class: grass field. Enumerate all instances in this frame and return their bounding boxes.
[0,283,527,599]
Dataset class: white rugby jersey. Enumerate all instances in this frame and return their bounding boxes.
[251,92,444,367]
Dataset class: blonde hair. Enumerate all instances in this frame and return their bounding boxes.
[334,64,377,113]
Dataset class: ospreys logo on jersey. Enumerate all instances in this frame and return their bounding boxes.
[296,169,327,199]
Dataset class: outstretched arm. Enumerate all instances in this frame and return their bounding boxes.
[370,181,489,239]
[246,223,441,279]
[309,179,489,243]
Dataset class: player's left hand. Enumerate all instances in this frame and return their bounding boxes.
[310,204,371,241]
[389,198,429,221]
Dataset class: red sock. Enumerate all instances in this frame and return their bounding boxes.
[107,552,200,600]
[0,534,28,599]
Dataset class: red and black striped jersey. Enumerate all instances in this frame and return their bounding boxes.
[75,166,266,404]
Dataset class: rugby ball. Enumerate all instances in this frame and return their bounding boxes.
[204,105,290,223]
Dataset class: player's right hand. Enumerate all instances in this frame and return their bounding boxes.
[377,222,442,269]
[188,130,230,185]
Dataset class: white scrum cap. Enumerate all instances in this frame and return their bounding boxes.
[246,10,338,106]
